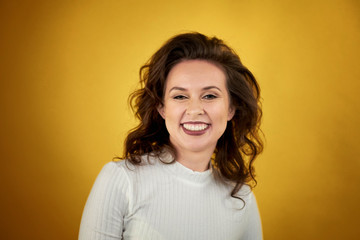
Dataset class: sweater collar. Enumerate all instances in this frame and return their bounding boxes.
[158,151,213,183]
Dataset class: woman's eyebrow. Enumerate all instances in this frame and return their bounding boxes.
[203,86,221,91]
[169,86,222,92]
[169,87,187,92]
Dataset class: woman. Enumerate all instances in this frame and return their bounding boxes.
[79,32,263,240]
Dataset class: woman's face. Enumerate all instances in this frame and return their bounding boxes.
[158,59,234,155]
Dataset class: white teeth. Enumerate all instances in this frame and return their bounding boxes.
[183,123,208,131]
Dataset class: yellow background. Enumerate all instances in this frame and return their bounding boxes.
[1,0,359,239]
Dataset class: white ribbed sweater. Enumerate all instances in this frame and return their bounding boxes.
[79,155,262,240]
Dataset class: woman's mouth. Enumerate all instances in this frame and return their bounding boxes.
[181,122,210,135]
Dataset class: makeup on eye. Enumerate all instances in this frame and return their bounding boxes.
[173,95,187,100]
[202,94,218,100]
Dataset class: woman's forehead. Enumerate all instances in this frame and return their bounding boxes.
[165,60,227,90]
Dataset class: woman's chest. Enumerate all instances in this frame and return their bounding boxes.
[122,178,248,240]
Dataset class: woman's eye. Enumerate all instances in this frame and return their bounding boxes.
[203,94,217,100]
[173,95,187,100]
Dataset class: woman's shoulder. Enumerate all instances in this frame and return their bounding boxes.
[97,160,139,183]
[99,154,168,178]
[221,182,255,202]
[92,160,132,190]
[99,160,128,176]
[236,184,257,204]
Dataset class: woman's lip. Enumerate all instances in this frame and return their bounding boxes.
[181,122,210,136]
[181,121,210,125]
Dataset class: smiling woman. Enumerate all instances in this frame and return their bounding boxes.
[79,32,264,240]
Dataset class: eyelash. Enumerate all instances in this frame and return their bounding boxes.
[173,95,187,100]
[203,94,217,100]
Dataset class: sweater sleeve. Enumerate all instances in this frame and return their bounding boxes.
[79,162,131,240]
[243,192,263,240]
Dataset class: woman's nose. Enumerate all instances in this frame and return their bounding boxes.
[186,99,205,115]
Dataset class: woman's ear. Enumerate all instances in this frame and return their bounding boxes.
[157,105,165,119]
[227,105,235,121]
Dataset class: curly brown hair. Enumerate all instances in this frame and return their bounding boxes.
[121,32,263,199]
